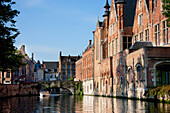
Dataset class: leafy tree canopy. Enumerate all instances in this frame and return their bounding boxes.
[162,0,170,26]
[0,0,25,83]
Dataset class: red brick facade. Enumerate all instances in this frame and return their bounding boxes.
[76,0,170,98]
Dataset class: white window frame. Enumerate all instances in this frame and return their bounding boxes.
[138,13,143,26]
[155,24,160,45]
[145,29,149,41]
[139,0,142,10]
[162,20,169,44]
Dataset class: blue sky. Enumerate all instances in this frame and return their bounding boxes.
[14,0,110,61]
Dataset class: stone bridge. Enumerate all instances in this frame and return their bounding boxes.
[42,81,82,95]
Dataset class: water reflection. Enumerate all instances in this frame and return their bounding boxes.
[0,95,170,113]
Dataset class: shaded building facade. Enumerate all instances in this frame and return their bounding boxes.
[59,51,80,81]
[43,61,59,81]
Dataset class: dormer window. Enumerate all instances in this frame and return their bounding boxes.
[111,11,113,19]
[138,13,143,26]
[139,0,142,10]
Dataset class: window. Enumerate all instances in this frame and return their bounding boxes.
[97,38,99,59]
[72,70,75,76]
[67,64,70,69]
[155,0,157,7]
[123,37,132,50]
[156,64,170,86]
[68,59,70,62]
[111,11,113,19]
[135,35,138,41]
[162,21,169,44]
[113,78,115,85]
[128,69,133,82]
[63,70,66,76]
[139,0,142,10]
[145,29,149,41]
[72,64,75,69]
[117,77,119,85]
[115,38,118,54]
[108,43,110,57]
[120,76,123,85]
[110,42,112,56]
[63,65,65,69]
[22,67,26,76]
[138,13,143,26]
[112,40,114,55]
[136,66,142,80]
[139,32,143,41]
[155,24,160,45]
[109,23,115,36]
[6,72,10,78]
[112,23,115,34]
[109,25,112,36]
[90,84,92,90]
[116,58,119,66]
[68,70,71,77]
[120,56,122,65]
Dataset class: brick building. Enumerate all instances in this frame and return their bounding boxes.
[75,40,94,94]
[76,0,170,98]
[13,45,35,83]
[59,51,80,81]
[43,61,59,81]
[75,58,83,81]
[0,71,12,84]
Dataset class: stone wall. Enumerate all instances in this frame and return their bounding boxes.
[0,83,39,98]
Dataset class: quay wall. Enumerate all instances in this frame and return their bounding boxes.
[0,83,39,98]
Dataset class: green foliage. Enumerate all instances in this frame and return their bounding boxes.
[75,82,83,96]
[67,77,74,81]
[162,0,170,26]
[0,0,25,83]
[146,85,170,98]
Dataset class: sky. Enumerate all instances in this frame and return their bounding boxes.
[13,0,110,61]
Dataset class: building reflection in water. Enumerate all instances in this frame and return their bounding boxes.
[0,95,170,113]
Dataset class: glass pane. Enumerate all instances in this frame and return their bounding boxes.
[169,71,170,85]
[162,71,166,85]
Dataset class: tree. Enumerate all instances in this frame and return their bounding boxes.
[162,0,170,26]
[0,0,25,84]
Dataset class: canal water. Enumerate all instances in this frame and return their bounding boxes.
[0,95,170,113]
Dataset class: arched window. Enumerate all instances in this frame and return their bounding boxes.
[136,65,142,80]
[128,66,133,82]
[120,76,123,85]
[156,63,170,86]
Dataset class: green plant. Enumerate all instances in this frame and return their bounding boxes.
[67,77,74,81]
[146,85,170,99]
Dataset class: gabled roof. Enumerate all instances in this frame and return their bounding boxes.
[130,41,153,50]
[43,61,59,70]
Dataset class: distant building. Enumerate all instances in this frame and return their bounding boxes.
[75,58,83,81]
[59,51,81,81]
[34,60,44,82]
[76,40,94,95]
[13,45,35,84]
[0,71,12,84]
[43,61,59,81]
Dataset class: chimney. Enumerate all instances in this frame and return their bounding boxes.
[32,53,34,61]
[59,51,62,56]
[89,40,92,46]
